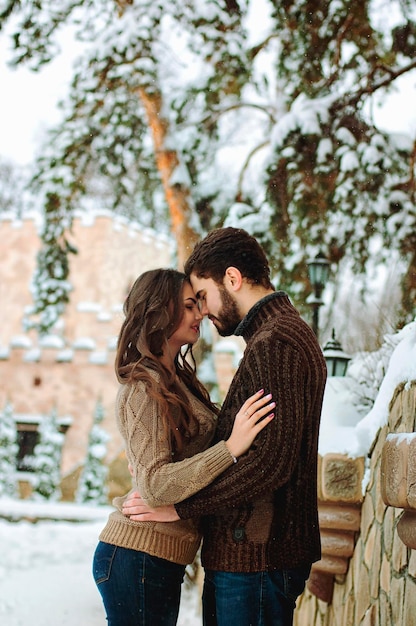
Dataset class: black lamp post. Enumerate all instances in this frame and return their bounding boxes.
[323,329,351,377]
[307,251,330,340]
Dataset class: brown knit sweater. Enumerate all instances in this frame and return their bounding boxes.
[99,371,234,565]
[175,292,327,572]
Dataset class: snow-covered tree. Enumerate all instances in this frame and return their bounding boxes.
[1,0,415,336]
[77,399,110,505]
[0,401,18,498]
[31,407,64,500]
[0,157,29,216]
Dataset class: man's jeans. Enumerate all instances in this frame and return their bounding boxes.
[202,566,311,626]
[92,541,185,626]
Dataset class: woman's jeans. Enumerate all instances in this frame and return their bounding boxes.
[202,565,311,626]
[92,541,185,626]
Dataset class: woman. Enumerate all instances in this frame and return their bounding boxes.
[92,269,275,626]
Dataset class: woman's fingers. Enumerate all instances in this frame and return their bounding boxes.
[123,500,154,517]
[237,393,275,431]
[240,389,274,414]
[238,393,274,419]
[122,500,146,514]
[250,399,276,422]
[242,389,265,409]
[227,391,275,458]
[123,503,180,522]
[122,492,144,513]
[252,410,275,432]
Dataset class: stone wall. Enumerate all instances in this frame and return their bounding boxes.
[294,381,416,626]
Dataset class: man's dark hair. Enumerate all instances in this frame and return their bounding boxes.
[184,227,274,289]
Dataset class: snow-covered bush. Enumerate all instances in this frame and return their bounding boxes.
[30,407,64,500]
[0,401,18,497]
[77,399,110,505]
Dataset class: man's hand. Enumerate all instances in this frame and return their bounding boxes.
[122,491,180,522]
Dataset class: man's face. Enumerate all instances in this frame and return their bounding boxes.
[189,274,242,337]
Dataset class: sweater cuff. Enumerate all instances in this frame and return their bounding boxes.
[204,440,236,475]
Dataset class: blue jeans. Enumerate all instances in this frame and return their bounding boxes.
[202,566,311,626]
[92,541,185,626]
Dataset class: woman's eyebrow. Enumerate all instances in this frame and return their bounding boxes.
[184,297,197,304]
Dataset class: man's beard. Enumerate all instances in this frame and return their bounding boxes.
[212,286,241,337]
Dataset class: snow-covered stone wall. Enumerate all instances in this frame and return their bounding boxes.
[294,380,416,626]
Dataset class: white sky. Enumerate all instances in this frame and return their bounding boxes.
[0,27,84,166]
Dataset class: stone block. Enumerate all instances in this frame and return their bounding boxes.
[355,565,370,623]
[390,574,405,625]
[311,554,348,575]
[379,554,390,595]
[318,502,361,532]
[409,548,416,578]
[363,524,377,569]
[381,434,414,509]
[408,437,416,508]
[320,529,355,558]
[403,577,416,625]
[321,454,365,503]
[306,570,334,604]
[397,510,416,550]
[361,603,377,626]
[392,525,409,570]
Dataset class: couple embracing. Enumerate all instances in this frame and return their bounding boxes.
[92,227,327,626]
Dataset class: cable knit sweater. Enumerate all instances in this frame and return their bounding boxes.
[99,371,235,565]
[175,292,327,573]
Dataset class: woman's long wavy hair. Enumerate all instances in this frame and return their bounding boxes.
[115,268,219,453]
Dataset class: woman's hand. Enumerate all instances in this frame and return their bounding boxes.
[225,389,275,460]
[122,491,180,522]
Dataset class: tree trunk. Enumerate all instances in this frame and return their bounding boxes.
[138,88,200,269]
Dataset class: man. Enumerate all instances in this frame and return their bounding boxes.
[123,227,327,626]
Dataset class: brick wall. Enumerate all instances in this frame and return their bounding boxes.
[0,211,174,480]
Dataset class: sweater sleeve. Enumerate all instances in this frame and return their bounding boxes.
[175,336,315,519]
[118,384,234,507]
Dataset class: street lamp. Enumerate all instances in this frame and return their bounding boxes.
[323,329,351,377]
[307,251,330,340]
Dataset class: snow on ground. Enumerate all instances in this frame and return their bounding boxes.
[0,501,201,626]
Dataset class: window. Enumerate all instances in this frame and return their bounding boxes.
[14,415,72,472]
[16,424,39,472]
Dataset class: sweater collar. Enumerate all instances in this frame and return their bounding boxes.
[234,291,289,341]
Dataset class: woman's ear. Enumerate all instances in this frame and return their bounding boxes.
[225,267,243,291]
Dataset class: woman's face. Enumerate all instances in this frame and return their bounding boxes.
[166,282,202,353]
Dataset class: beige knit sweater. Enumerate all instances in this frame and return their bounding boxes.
[99,371,234,565]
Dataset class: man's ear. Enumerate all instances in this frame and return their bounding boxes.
[224,267,243,291]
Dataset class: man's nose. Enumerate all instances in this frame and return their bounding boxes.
[198,301,209,316]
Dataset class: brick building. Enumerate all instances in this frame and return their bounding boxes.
[0,210,174,495]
